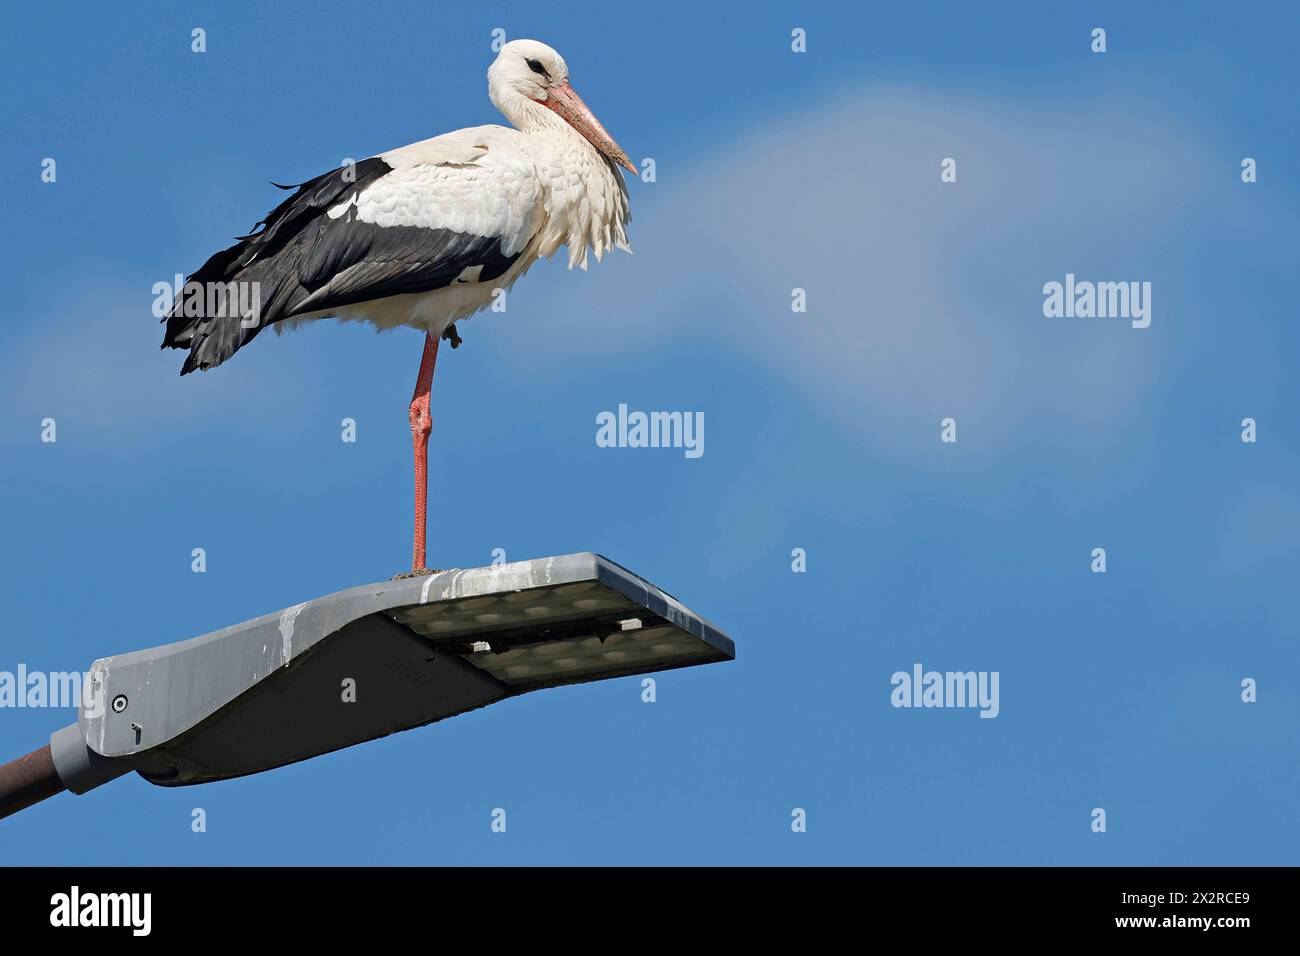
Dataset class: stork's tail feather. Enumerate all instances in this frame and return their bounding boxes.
[160,241,265,374]
[160,159,394,374]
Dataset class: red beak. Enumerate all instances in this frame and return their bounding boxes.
[541,82,637,175]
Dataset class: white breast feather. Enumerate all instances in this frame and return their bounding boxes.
[280,123,630,338]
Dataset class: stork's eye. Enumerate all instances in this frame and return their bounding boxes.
[525,57,549,77]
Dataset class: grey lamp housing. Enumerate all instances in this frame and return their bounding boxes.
[42,553,734,797]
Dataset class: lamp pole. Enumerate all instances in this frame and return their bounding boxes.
[0,745,65,820]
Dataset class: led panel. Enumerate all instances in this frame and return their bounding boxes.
[385,567,733,690]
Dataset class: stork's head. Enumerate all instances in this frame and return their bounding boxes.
[488,39,636,174]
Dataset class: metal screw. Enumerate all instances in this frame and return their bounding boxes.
[111,695,128,714]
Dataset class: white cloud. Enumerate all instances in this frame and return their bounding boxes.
[509,85,1237,463]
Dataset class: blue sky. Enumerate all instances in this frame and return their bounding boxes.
[2,1,1297,864]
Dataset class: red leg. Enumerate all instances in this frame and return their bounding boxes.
[408,331,439,572]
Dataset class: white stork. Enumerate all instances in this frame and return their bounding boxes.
[162,39,634,573]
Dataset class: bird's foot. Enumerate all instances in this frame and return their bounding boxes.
[392,567,444,580]
[441,324,462,349]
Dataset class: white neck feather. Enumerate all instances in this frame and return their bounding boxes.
[490,85,631,269]
[493,88,575,137]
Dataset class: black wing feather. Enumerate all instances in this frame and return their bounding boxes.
[161,156,521,374]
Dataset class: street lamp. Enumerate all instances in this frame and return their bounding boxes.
[0,553,734,819]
